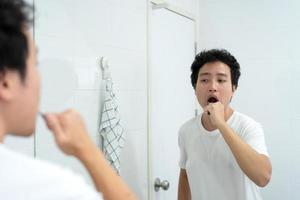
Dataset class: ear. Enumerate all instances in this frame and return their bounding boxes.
[230,85,237,102]
[0,70,20,101]
[232,85,237,93]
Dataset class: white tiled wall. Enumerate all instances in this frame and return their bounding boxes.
[5,0,197,199]
[34,0,148,199]
[197,0,300,199]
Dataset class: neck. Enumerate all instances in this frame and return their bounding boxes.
[0,118,7,143]
[0,134,4,143]
[0,130,5,143]
[201,107,234,131]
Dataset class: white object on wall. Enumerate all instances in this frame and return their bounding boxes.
[99,57,126,174]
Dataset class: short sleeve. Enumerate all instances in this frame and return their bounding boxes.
[178,128,187,169]
[243,122,269,158]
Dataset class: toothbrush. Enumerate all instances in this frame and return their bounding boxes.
[38,111,45,119]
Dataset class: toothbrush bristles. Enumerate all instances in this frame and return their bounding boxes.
[39,112,45,118]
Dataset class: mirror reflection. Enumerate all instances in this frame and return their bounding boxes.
[1,0,299,200]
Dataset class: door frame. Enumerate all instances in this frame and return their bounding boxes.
[146,1,198,199]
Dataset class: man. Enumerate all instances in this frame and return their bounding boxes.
[0,0,136,199]
[177,49,272,200]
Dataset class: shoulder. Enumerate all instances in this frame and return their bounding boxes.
[231,112,264,138]
[0,146,101,199]
[232,111,262,128]
[178,116,199,140]
[179,116,199,133]
[1,145,73,178]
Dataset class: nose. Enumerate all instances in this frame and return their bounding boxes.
[209,81,217,92]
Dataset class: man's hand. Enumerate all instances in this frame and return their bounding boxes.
[43,109,138,199]
[43,109,94,159]
[203,102,226,128]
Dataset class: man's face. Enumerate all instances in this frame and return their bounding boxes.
[195,61,235,110]
[10,31,40,135]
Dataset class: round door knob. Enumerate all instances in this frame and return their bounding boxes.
[154,178,170,192]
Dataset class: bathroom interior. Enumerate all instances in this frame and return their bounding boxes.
[4,0,300,199]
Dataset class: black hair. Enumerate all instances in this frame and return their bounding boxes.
[0,0,32,80]
[190,49,241,90]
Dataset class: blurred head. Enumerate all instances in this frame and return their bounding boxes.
[0,0,40,138]
[190,49,241,110]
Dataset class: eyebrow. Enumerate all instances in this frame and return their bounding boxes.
[199,72,228,77]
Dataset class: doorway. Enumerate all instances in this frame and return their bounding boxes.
[148,2,197,199]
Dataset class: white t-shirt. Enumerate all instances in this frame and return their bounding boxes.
[0,144,103,200]
[178,111,269,200]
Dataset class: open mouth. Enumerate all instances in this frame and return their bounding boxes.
[207,97,218,103]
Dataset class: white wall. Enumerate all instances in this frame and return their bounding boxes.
[34,1,198,199]
[4,0,197,199]
[197,0,300,199]
[34,0,148,199]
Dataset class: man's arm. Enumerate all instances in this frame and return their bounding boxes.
[217,123,271,187]
[178,169,191,200]
[205,103,272,187]
[44,109,137,200]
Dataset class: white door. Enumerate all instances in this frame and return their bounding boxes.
[148,5,196,200]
